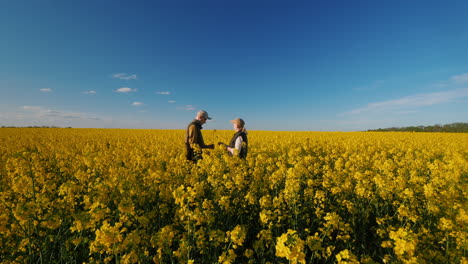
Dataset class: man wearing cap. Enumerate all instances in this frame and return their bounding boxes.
[219,118,248,159]
[185,110,215,162]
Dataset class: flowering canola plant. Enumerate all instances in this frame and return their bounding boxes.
[0,128,466,263]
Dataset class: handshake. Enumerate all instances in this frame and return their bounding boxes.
[204,143,228,150]
[206,144,215,149]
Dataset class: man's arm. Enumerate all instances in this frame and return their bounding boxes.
[187,125,198,146]
[188,125,213,149]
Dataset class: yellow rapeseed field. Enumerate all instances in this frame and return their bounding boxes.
[0,128,466,263]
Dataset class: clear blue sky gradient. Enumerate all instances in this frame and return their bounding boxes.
[1,0,467,131]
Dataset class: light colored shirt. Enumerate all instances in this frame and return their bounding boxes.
[228,136,243,155]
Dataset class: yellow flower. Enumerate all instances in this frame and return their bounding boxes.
[389,228,417,259]
[228,225,246,249]
[275,229,306,264]
[336,249,359,264]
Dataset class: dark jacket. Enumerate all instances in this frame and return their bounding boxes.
[228,130,248,159]
[185,120,212,161]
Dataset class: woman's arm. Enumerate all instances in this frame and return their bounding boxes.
[227,136,243,155]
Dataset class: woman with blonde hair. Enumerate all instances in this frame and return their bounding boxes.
[219,118,248,159]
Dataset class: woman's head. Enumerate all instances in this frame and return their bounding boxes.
[230,118,245,131]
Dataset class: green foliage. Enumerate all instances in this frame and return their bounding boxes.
[367,122,468,133]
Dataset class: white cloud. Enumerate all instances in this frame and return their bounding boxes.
[451,73,468,84]
[22,106,42,111]
[83,90,97,94]
[19,105,102,121]
[113,73,137,80]
[1,105,166,128]
[132,102,144,106]
[178,105,195,111]
[40,88,52,92]
[168,100,176,103]
[115,87,137,93]
[344,88,468,115]
[345,73,468,116]
[435,72,468,88]
[156,91,171,95]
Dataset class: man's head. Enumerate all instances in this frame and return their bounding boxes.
[196,110,212,124]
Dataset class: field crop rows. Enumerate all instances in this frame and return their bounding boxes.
[0,128,466,263]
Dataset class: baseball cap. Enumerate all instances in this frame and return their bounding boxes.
[197,110,212,120]
[230,118,245,127]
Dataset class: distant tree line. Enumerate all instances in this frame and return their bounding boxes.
[0,126,71,128]
[367,122,468,133]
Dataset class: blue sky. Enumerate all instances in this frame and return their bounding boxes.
[1,0,467,131]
